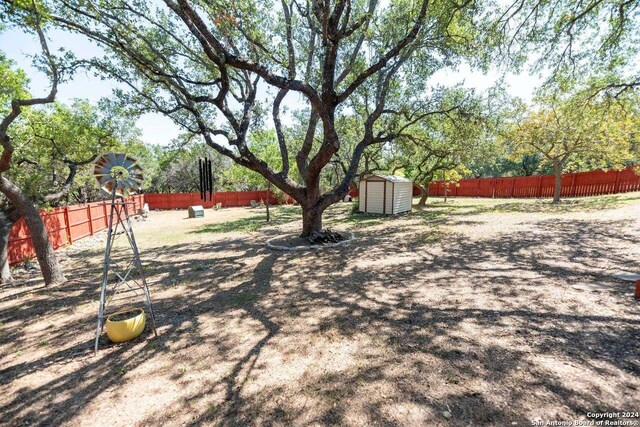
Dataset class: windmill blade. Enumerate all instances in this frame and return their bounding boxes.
[121,156,137,170]
[96,176,112,186]
[106,152,117,166]
[94,157,111,176]
[116,153,127,167]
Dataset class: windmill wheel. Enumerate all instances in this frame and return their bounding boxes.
[93,152,144,197]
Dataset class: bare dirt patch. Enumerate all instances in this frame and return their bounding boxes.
[1,194,639,426]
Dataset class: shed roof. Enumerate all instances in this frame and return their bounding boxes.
[362,174,413,183]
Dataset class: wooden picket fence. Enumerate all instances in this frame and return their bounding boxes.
[7,195,144,266]
[428,167,640,198]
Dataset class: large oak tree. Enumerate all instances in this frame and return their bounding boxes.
[27,0,491,236]
[0,98,127,283]
[0,9,69,285]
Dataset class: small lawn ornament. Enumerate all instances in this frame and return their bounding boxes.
[188,205,205,218]
[93,153,158,353]
[138,203,150,218]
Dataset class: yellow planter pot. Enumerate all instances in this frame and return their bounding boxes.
[106,308,146,343]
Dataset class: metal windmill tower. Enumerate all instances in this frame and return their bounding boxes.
[93,153,157,353]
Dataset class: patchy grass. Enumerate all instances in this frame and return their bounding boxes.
[191,205,301,234]
[420,192,640,215]
[333,212,385,229]
[192,214,267,233]
[220,292,260,304]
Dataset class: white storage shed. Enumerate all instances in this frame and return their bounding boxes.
[359,175,413,215]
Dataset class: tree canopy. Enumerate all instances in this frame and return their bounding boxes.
[5,100,135,206]
[495,0,640,95]
[10,0,497,235]
[506,88,639,201]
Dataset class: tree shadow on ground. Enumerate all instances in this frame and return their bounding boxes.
[190,206,302,234]
[1,208,639,426]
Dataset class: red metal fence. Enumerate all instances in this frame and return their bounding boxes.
[428,167,640,198]
[10,169,640,267]
[144,190,278,210]
[8,195,144,266]
[7,191,282,267]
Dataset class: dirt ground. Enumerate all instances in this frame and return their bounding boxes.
[1,193,639,426]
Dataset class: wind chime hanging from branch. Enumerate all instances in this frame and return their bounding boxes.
[198,157,213,202]
[198,157,211,201]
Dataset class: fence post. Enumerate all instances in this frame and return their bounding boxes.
[87,204,93,236]
[570,174,577,197]
[613,170,621,194]
[510,179,515,198]
[537,175,543,198]
[63,206,72,245]
[103,201,108,229]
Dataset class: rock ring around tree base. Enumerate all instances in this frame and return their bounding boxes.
[266,232,355,251]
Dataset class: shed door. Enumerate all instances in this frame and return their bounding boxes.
[394,181,412,213]
[366,181,385,213]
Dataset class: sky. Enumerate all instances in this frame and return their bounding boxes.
[0,22,543,147]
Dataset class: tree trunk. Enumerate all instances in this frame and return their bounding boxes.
[417,186,429,207]
[265,181,271,222]
[301,207,323,237]
[552,162,563,204]
[0,176,66,285]
[0,209,18,284]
